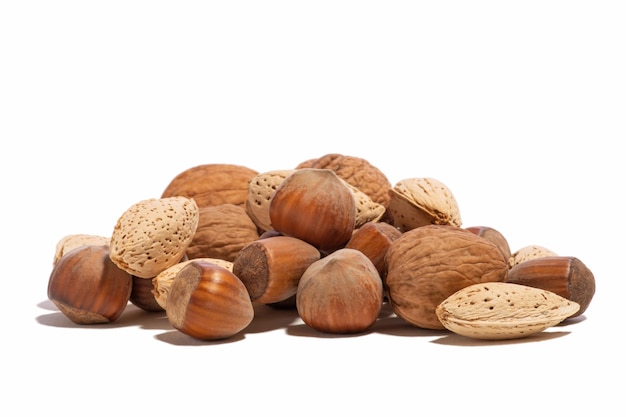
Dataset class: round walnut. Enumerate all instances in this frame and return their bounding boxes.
[385,225,508,330]
[186,203,260,262]
[161,163,259,210]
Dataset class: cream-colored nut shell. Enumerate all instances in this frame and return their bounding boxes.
[436,282,580,340]
[246,169,296,232]
[109,196,200,278]
[508,245,558,268]
[152,258,234,309]
[388,177,461,231]
[342,180,386,228]
[54,234,110,265]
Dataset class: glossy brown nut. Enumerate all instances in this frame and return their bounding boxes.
[296,248,383,334]
[345,221,402,278]
[466,225,512,262]
[269,168,356,252]
[48,245,132,324]
[166,261,254,340]
[233,235,321,304]
[505,256,595,317]
[130,276,165,312]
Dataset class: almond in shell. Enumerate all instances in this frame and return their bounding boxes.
[436,282,580,340]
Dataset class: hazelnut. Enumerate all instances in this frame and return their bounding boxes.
[296,248,383,334]
[232,235,321,304]
[152,258,234,310]
[269,168,356,253]
[48,245,132,324]
[166,261,254,340]
[505,256,595,317]
[344,221,402,278]
[130,276,165,312]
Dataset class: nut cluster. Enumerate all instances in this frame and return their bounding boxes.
[47,153,596,341]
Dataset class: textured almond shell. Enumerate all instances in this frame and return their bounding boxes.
[436,282,580,340]
[388,177,462,231]
[54,234,110,266]
[246,169,296,232]
[508,245,558,268]
[109,196,199,278]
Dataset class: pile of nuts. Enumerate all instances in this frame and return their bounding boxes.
[47,153,596,341]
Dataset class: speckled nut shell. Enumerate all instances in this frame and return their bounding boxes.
[246,169,296,233]
[109,196,200,278]
[436,282,580,340]
[53,234,110,266]
[387,177,462,232]
[508,245,558,268]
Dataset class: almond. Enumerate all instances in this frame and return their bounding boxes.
[436,282,580,340]
[109,196,199,278]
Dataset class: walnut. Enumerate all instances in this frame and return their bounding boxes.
[161,163,259,210]
[385,225,508,330]
[186,203,260,262]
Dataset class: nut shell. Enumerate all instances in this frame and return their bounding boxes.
[153,258,234,310]
[436,282,580,340]
[48,245,132,324]
[385,225,508,330]
[269,168,356,252]
[296,248,383,334]
[505,256,595,317]
[109,196,199,278]
[388,177,462,232]
[295,153,392,209]
[233,235,321,304]
[186,203,259,262]
[166,261,254,340]
[161,163,258,209]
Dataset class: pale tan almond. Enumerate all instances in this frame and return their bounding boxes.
[508,245,558,268]
[109,196,199,278]
[436,282,580,340]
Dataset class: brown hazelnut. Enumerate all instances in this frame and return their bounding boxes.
[48,245,132,324]
[166,261,254,340]
[269,168,356,253]
[233,235,321,304]
[345,221,402,278]
[505,256,595,318]
[466,225,512,261]
[296,248,383,334]
[130,276,165,312]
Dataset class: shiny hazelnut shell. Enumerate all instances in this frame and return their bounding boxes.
[166,261,254,340]
[269,168,356,252]
[47,245,132,324]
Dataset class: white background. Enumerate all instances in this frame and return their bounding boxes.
[2,1,624,415]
